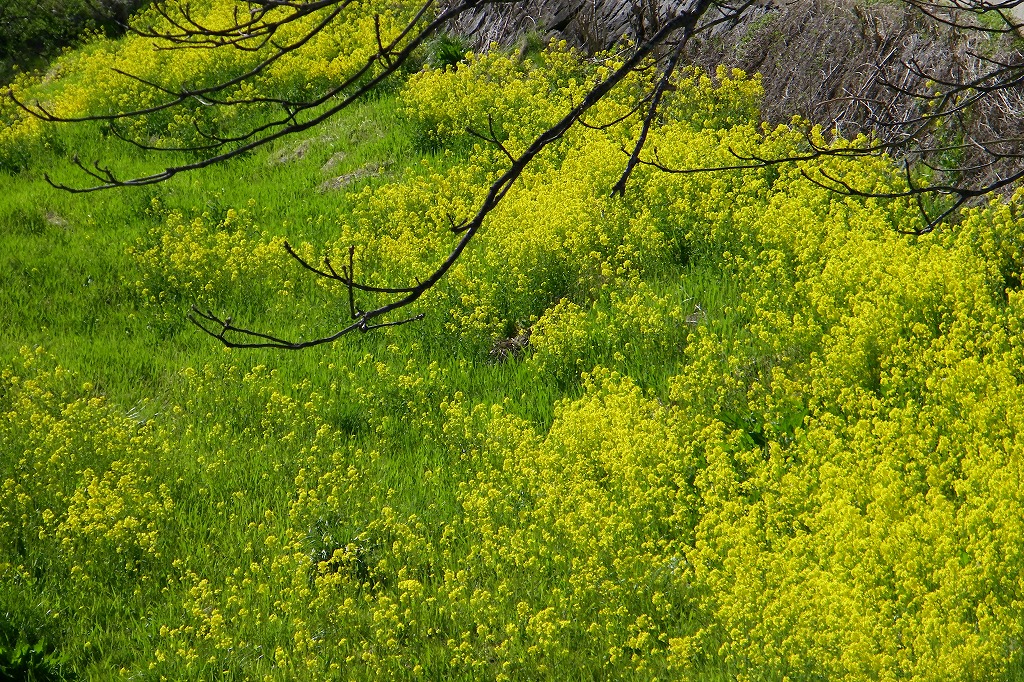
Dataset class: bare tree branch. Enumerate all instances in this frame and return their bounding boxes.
[18,0,1024,348]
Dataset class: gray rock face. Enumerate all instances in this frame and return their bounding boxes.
[442,1,775,53]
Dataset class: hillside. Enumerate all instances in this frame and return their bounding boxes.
[2,2,1024,680]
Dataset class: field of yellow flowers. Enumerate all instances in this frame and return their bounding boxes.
[2,2,1024,680]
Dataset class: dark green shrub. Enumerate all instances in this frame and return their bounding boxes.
[0,621,71,682]
[0,0,150,82]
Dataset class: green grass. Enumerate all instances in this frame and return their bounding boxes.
[0,79,749,679]
[6,16,1024,681]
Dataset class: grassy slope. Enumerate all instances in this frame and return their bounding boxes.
[1,60,712,681]
[1,93,416,393]
[3,11,1024,682]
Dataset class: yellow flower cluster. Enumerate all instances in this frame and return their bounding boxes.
[0,0,421,156]
[146,368,703,678]
[660,177,1024,679]
[402,40,592,153]
[0,347,175,608]
[398,60,761,339]
[130,203,291,310]
[58,459,173,585]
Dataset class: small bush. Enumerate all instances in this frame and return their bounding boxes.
[425,33,472,70]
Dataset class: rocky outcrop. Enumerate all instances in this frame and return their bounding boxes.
[445,1,775,53]
[686,0,1024,185]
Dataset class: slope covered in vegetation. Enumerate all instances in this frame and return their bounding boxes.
[2,2,1024,680]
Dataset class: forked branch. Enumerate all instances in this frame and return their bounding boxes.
[181,0,746,348]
